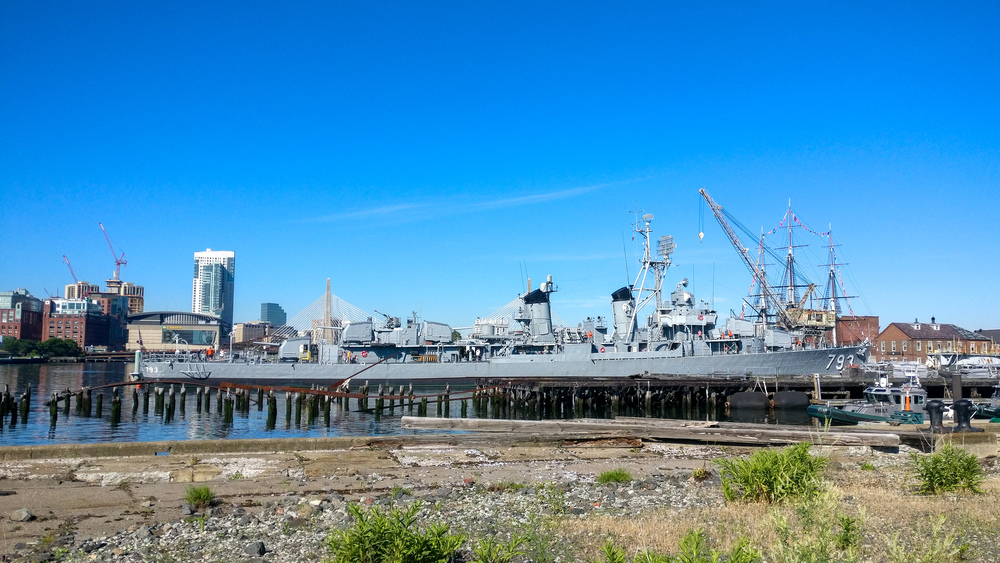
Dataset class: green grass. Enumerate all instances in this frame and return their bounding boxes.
[486,481,526,492]
[714,442,827,503]
[597,468,634,485]
[184,485,216,510]
[326,502,465,563]
[859,461,875,471]
[910,442,984,495]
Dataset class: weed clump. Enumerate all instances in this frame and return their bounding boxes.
[597,468,633,485]
[470,533,527,563]
[714,442,827,503]
[911,442,984,494]
[184,485,215,510]
[600,529,760,563]
[326,501,465,563]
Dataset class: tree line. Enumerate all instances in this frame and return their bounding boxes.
[0,337,85,358]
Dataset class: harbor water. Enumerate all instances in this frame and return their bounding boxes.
[0,362,812,447]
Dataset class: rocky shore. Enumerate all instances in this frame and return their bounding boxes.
[0,435,993,562]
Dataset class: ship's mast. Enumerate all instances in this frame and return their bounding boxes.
[625,212,672,342]
[785,200,796,307]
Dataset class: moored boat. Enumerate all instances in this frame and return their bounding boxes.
[806,374,927,425]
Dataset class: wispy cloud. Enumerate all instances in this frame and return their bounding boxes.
[302,181,627,224]
[462,184,607,212]
[303,203,425,223]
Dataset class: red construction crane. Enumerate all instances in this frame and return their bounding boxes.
[62,255,79,283]
[99,222,127,281]
[62,255,90,297]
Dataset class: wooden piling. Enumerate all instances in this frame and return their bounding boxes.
[111,389,121,426]
[266,391,277,430]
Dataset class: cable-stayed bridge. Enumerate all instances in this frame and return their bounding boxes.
[269,290,572,341]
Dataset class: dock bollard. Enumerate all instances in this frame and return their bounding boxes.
[953,399,984,433]
[925,400,946,433]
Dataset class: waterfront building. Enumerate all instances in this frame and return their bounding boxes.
[191,249,235,334]
[64,281,100,299]
[104,278,145,314]
[232,321,269,344]
[126,311,220,352]
[0,289,44,341]
[873,318,994,363]
[260,302,286,326]
[42,298,122,351]
[832,315,880,346]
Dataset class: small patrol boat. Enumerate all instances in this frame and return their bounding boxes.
[806,374,927,425]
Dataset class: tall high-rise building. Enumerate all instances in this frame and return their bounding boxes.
[260,302,286,326]
[192,249,235,334]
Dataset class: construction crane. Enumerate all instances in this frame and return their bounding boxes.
[62,255,90,297]
[62,255,79,284]
[698,188,795,330]
[99,222,127,281]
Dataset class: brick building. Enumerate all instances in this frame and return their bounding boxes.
[832,315,879,346]
[0,289,44,341]
[42,298,123,351]
[872,318,995,363]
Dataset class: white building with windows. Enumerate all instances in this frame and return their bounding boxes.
[191,249,235,335]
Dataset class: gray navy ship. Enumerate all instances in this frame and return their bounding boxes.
[138,200,869,385]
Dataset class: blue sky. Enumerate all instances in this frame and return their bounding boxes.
[2,1,998,333]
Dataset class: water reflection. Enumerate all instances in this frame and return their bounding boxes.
[1,363,816,446]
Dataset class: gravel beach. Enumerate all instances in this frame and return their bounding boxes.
[0,434,992,562]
